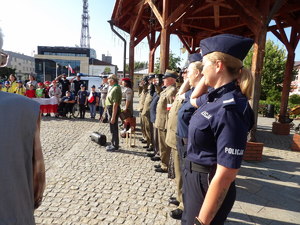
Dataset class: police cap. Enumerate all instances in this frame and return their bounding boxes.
[200,34,254,61]
[188,53,202,63]
[148,73,155,80]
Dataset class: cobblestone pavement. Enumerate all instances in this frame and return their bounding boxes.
[35,110,300,224]
[35,115,180,225]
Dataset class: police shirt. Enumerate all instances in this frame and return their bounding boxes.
[77,90,88,104]
[186,81,254,169]
[177,88,196,138]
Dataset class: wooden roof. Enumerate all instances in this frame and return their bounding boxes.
[111,0,300,52]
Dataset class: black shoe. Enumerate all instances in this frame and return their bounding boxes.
[147,153,155,157]
[151,156,160,161]
[155,167,167,173]
[170,208,183,220]
[146,147,153,152]
[169,199,180,206]
[154,164,161,169]
[141,140,147,144]
[139,138,145,141]
[143,145,149,149]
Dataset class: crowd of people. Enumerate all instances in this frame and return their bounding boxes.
[1,27,255,225]
[0,72,134,120]
[135,34,255,225]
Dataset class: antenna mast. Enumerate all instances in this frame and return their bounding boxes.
[80,0,90,48]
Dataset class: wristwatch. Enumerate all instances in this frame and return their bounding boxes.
[194,217,205,225]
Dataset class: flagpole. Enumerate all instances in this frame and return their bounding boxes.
[56,63,58,78]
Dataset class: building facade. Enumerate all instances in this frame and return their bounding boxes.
[89,58,117,76]
[5,50,35,80]
[290,61,300,95]
[35,46,97,81]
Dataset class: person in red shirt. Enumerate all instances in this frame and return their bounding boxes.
[25,84,36,98]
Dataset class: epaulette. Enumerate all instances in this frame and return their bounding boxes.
[222,93,236,108]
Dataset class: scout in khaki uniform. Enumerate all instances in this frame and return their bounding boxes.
[138,75,149,143]
[140,73,156,150]
[154,70,177,173]
[165,54,203,220]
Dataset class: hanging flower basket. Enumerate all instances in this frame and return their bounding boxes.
[243,142,264,161]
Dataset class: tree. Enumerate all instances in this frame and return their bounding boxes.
[154,52,182,73]
[0,67,16,81]
[103,67,111,74]
[244,40,287,101]
[125,61,148,73]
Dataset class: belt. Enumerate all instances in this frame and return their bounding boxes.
[176,135,188,146]
[186,160,211,173]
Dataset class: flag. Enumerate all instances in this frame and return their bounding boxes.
[68,64,74,73]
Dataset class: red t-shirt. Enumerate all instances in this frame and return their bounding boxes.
[25,89,36,98]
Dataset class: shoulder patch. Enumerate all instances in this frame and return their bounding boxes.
[222,94,236,108]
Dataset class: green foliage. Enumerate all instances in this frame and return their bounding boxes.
[154,52,182,73]
[244,40,287,101]
[125,61,148,73]
[289,94,300,105]
[0,67,16,81]
[103,67,111,74]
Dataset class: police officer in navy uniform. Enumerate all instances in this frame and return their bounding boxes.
[181,34,254,225]
[148,73,164,160]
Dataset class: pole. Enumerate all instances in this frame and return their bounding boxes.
[43,61,45,82]
[56,62,58,78]
[108,20,126,78]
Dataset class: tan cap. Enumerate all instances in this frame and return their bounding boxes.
[108,74,118,81]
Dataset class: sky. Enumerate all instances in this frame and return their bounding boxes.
[0,0,299,70]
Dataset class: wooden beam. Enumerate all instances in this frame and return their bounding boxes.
[284,14,300,34]
[159,0,170,73]
[219,23,247,32]
[186,15,240,19]
[129,34,135,81]
[266,0,285,24]
[183,23,217,33]
[275,19,293,53]
[235,0,263,23]
[165,0,195,27]
[131,1,146,37]
[225,0,260,34]
[177,34,192,54]
[134,29,148,47]
[146,0,164,27]
[213,4,220,28]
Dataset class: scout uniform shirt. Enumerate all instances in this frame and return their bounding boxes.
[105,84,122,107]
[154,84,177,131]
[165,93,184,149]
[138,88,148,112]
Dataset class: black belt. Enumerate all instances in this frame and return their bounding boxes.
[186,160,211,173]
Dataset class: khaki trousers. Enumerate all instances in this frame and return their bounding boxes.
[153,125,159,155]
[173,148,183,210]
[158,129,171,170]
[141,114,152,146]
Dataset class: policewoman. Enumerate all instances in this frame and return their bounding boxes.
[181,34,254,225]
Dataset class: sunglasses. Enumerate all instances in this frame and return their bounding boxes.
[0,50,9,67]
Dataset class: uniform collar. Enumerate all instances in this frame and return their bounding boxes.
[207,81,238,102]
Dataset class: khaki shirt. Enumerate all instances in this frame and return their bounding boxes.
[141,92,153,116]
[154,84,177,130]
[138,90,148,112]
[165,93,184,149]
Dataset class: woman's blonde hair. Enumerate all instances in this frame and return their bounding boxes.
[206,52,253,99]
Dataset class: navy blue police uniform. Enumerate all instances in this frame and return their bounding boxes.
[181,34,254,225]
[176,88,196,163]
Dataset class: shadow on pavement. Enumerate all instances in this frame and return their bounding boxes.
[227,211,299,225]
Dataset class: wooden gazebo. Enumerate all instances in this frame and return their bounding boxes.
[111,0,300,138]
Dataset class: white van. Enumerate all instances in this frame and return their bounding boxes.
[67,76,103,92]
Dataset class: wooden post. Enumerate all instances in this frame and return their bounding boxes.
[148,31,156,73]
[159,0,170,74]
[129,34,135,81]
[249,31,267,141]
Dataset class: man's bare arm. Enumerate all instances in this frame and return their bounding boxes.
[33,114,46,209]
